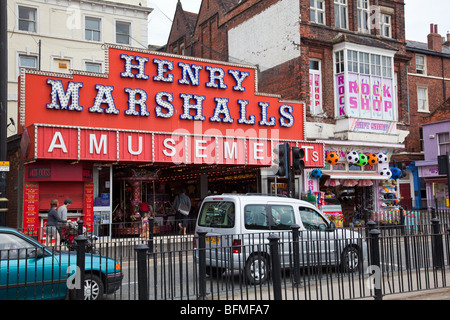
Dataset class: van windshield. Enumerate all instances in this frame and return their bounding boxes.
[198,201,235,228]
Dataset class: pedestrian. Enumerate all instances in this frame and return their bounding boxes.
[57,198,72,234]
[173,188,191,235]
[46,199,66,247]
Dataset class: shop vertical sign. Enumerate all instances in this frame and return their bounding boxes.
[23,183,39,236]
[84,183,94,231]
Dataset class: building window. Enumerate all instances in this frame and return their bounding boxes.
[347,50,358,73]
[19,55,37,69]
[382,56,392,78]
[334,0,348,29]
[417,87,429,112]
[357,0,370,33]
[416,55,426,75]
[85,62,102,73]
[359,52,370,75]
[18,6,37,33]
[309,59,323,114]
[370,54,381,76]
[116,21,131,45]
[335,51,345,74]
[310,0,325,24]
[438,132,450,155]
[379,14,392,38]
[85,17,101,42]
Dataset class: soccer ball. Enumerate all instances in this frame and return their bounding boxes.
[367,153,378,165]
[346,151,359,164]
[356,154,368,166]
[379,167,392,178]
[377,153,388,164]
[310,169,323,179]
[390,167,401,180]
[326,152,339,165]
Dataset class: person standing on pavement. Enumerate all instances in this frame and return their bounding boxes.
[57,198,72,234]
[173,188,191,235]
[46,199,66,247]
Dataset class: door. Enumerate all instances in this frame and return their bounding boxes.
[297,207,337,266]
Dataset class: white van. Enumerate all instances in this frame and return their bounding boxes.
[195,194,366,284]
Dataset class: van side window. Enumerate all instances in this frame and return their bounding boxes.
[299,207,328,231]
[245,204,295,230]
[198,201,235,228]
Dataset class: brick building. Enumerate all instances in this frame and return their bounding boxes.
[166,0,415,225]
[405,24,450,208]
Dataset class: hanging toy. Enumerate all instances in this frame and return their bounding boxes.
[356,154,368,166]
[379,167,392,178]
[390,167,401,180]
[326,152,339,165]
[367,153,378,165]
[377,153,388,164]
[311,169,323,179]
[346,151,359,164]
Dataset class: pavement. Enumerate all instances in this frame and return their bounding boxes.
[380,287,450,300]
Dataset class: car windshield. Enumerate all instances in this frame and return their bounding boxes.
[198,201,235,228]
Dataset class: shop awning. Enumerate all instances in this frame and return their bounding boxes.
[324,172,388,180]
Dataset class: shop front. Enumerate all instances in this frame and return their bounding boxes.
[302,141,403,227]
[18,45,324,240]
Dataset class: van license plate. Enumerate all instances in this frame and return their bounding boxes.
[206,236,220,244]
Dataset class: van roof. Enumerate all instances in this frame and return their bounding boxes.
[203,193,314,205]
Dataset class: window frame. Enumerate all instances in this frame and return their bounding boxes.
[416,55,426,75]
[379,13,392,38]
[437,132,450,155]
[334,0,348,30]
[309,59,323,115]
[18,5,38,33]
[84,61,103,73]
[115,20,132,45]
[84,16,102,42]
[310,0,325,25]
[417,86,429,113]
[357,0,370,33]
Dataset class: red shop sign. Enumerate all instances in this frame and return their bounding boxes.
[32,125,324,168]
[20,45,304,143]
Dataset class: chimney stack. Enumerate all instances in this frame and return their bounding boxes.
[428,23,442,52]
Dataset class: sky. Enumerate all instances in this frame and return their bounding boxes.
[147,0,450,46]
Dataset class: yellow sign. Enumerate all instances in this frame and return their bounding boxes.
[0,161,10,172]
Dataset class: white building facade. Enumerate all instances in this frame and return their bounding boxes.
[7,0,152,137]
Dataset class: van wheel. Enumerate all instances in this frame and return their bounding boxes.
[245,254,269,285]
[340,246,361,273]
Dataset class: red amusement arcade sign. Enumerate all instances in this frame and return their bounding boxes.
[19,45,323,167]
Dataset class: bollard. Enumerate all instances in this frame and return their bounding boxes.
[368,228,382,300]
[290,224,301,287]
[135,244,149,300]
[74,234,87,300]
[431,218,444,269]
[268,233,282,300]
[77,220,84,235]
[197,231,207,300]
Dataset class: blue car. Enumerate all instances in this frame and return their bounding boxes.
[0,227,123,300]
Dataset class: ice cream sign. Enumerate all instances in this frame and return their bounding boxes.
[336,73,395,121]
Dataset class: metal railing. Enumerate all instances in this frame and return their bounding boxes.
[1,210,450,300]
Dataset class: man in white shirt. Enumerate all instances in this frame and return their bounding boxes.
[57,198,73,231]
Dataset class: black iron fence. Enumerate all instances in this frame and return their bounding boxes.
[1,208,450,300]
